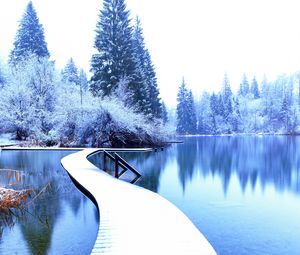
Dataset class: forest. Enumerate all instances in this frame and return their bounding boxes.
[176,73,300,135]
[0,0,169,147]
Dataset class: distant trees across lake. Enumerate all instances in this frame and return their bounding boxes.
[176,73,300,135]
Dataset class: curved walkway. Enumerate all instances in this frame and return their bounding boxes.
[61,149,216,255]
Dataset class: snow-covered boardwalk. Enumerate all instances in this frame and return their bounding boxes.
[61,149,216,255]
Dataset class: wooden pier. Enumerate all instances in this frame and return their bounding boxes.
[61,149,216,255]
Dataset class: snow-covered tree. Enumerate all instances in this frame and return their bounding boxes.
[161,101,168,125]
[131,17,151,114]
[221,74,233,132]
[0,61,6,87]
[198,92,212,134]
[143,50,162,119]
[176,79,197,134]
[9,1,49,64]
[250,76,260,99]
[187,90,197,134]
[209,93,219,134]
[131,17,162,118]
[79,69,88,106]
[90,0,136,98]
[1,57,57,141]
[231,97,242,132]
[62,58,79,85]
[238,74,250,96]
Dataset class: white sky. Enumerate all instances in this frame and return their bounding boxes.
[1,0,300,106]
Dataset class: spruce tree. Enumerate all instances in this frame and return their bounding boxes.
[238,74,250,96]
[176,79,197,134]
[187,90,197,134]
[62,58,79,85]
[161,102,168,124]
[0,67,5,86]
[145,51,162,118]
[90,0,136,98]
[198,92,212,134]
[279,94,292,132]
[9,1,49,64]
[210,93,219,134]
[79,69,88,106]
[222,74,233,120]
[131,17,162,117]
[133,18,162,118]
[250,76,260,99]
[176,78,188,134]
[131,17,151,114]
[210,93,219,117]
[231,97,241,132]
[79,69,88,92]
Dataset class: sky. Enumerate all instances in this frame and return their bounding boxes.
[1,0,300,106]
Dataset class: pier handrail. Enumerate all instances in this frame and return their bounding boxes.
[103,150,142,183]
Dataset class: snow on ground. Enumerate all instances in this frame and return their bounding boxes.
[0,133,17,146]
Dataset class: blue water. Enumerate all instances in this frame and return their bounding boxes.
[0,150,98,255]
[120,136,300,255]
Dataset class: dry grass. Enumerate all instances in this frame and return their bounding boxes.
[0,187,33,209]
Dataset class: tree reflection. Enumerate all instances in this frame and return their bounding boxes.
[176,136,300,195]
[94,137,300,198]
[0,150,91,254]
[122,151,170,193]
[176,140,197,191]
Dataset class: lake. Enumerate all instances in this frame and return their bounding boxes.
[117,136,300,255]
[1,136,300,255]
[0,150,98,255]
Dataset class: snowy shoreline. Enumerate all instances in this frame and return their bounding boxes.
[2,132,298,149]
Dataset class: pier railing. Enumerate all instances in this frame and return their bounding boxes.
[103,151,141,184]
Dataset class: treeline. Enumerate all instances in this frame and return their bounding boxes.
[176,73,300,135]
[0,0,169,147]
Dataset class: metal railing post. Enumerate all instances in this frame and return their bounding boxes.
[114,154,119,178]
[103,151,107,171]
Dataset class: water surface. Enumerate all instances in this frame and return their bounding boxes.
[0,150,98,255]
[120,136,300,255]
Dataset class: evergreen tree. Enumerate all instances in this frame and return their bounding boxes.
[219,74,233,133]
[79,69,88,106]
[144,51,162,118]
[209,93,219,134]
[176,78,188,134]
[279,94,292,132]
[187,90,197,134]
[79,69,88,92]
[198,92,212,134]
[90,0,136,98]
[62,58,79,85]
[238,74,250,96]
[9,1,49,64]
[210,93,219,116]
[161,101,168,124]
[176,79,197,134]
[231,97,241,132]
[131,17,162,117]
[250,76,260,99]
[131,17,151,115]
[218,94,225,117]
[0,67,5,86]
[222,74,233,121]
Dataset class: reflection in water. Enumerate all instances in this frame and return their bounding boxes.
[0,150,98,255]
[173,136,300,195]
[119,150,171,192]
[121,136,300,255]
